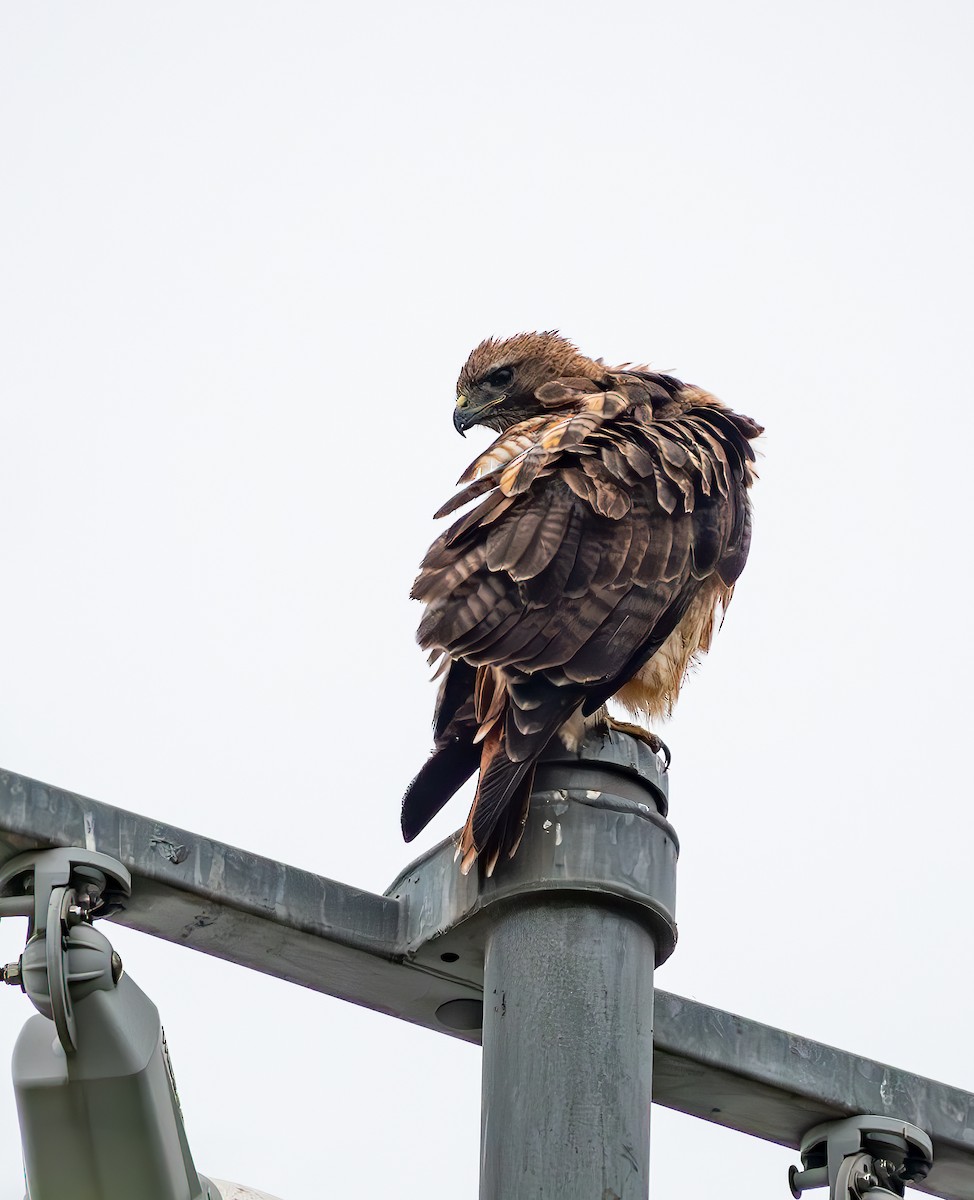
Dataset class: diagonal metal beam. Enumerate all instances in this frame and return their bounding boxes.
[651,992,974,1200]
[1,765,972,1199]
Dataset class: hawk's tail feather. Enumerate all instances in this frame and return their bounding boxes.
[459,754,536,876]
[458,715,558,875]
[481,768,536,877]
[401,735,480,843]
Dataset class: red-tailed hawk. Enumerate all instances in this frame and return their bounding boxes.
[403,332,762,874]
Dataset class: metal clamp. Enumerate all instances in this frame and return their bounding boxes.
[788,1115,933,1199]
[0,847,131,1053]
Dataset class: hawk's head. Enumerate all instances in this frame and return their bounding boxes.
[454,331,606,435]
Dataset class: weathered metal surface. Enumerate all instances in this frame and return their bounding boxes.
[481,899,656,1200]
[389,733,678,980]
[458,735,671,1200]
[652,993,974,1200]
[2,751,973,1199]
[0,767,465,1034]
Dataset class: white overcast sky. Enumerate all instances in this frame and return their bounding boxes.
[2,2,973,1197]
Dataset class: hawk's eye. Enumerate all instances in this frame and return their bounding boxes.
[485,366,514,390]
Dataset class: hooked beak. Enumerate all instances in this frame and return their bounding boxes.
[453,393,505,436]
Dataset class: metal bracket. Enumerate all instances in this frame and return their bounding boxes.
[4,848,224,1198]
[0,847,131,1053]
[789,1115,934,1199]
[0,846,132,934]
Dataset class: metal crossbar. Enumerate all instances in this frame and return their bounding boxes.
[1,762,971,1199]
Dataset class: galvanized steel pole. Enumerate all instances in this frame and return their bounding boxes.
[475,736,677,1200]
[481,899,657,1200]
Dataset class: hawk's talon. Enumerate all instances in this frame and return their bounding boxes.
[656,738,671,772]
[604,718,671,771]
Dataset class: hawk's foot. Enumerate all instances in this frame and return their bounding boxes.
[604,717,671,771]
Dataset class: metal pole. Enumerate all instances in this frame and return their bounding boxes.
[480,897,656,1200]
[471,732,674,1200]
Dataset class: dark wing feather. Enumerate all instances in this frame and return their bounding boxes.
[401,733,479,843]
